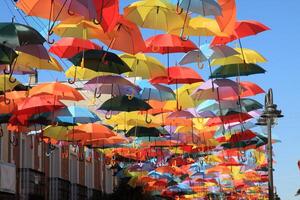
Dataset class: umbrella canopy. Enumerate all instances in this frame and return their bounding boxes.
[100,16,146,55]
[145,34,198,54]
[14,95,65,115]
[0,44,18,65]
[210,48,267,66]
[65,66,107,81]
[169,16,225,37]
[150,66,204,84]
[124,0,187,32]
[68,50,131,74]
[29,82,84,101]
[177,0,222,16]
[43,125,70,141]
[0,22,45,48]
[49,37,101,58]
[52,106,100,125]
[211,20,270,46]
[179,50,208,65]
[93,0,120,32]
[210,63,266,78]
[98,96,152,112]
[121,53,166,79]
[192,79,241,100]
[126,126,163,137]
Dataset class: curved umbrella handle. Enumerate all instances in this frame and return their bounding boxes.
[105,110,112,120]
[8,73,17,83]
[127,89,135,100]
[95,92,102,98]
[93,18,101,25]
[3,93,11,105]
[9,135,18,146]
[176,104,182,111]
[151,45,160,53]
[67,8,75,16]
[176,1,184,15]
[145,112,152,124]
[180,29,189,41]
[47,37,55,44]
[197,62,204,70]
[3,68,10,75]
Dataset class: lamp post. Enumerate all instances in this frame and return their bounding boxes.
[256,89,283,200]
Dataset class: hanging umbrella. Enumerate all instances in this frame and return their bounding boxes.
[0,22,46,48]
[66,123,116,142]
[49,37,101,58]
[151,66,203,110]
[192,79,241,100]
[239,82,265,98]
[145,34,198,73]
[43,125,70,141]
[100,16,146,55]
[16,44,50,60]
[65,66,106,81]
[210,63,266,78]
[126,126,163,138]
[210,46,240,60]
[51,106,100,125]
[98,96,152,119]
[68,50,131,83]
[29,82,84,101]
[0,44,18,65]
[211,20,270,46]
[210,48,267,66]
[176,0,221,16]
[93,0,120,32]
[52,16,109,41]
[14,95,65,117]
[139,87,176,102]
[84,75,141,97]
[179,50,208,66]
[169,16,226,37]
[120,53,166,79]
[150,66,204,84]
[124,0,187,32]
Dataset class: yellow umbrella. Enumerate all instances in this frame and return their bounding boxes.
[0,74,20,91]
[164,83,202,110]
[53,16,109,41]
[14,52,63,71]
[43,125,70,141]
[211,48,267,66]
[65,66,112,81]
[124,0,188,32]
[169,16,227,37]
[120,53,166,79]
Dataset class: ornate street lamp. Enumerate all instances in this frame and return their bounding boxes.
[256,89,283,200]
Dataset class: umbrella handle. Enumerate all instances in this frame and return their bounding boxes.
[176,1,184,15]
[3,68,10,75]
[9,134,18,146]
[67,7,75,16]
[177,104,182,111]
[0,126,3,138]
[8,73,17,83]
[47,36,55,44]
[3,93,11,105]
[105,110,112,119]
[180,29,189,41]
[93,18,101,25]
[197,62,204,70]
[94,88,102,98]
[128,89,134,100]
[145,112,152,124]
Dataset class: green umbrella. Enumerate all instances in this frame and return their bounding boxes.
[0,44,18,65]
[126,126,162,137]
[0,22,46,48]
[209,63,266,78]
[98,96,152,119]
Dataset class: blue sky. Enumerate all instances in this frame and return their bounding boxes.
[1,0,299,199]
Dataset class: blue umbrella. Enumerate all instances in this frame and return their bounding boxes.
[53,106,100,125]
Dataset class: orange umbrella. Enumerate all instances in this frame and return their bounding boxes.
[67,123,116,141]
[29,82,84,101]
[0,100,16,114]
[101,15,146,55]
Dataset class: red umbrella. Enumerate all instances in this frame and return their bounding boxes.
[101,15,146,55]
[49,37,101,58]
[150,66,203,84]
[145,34,198,54]
[239,81,265,97]
[93,0,120,32]
[216,129,257,143]
[211,20,270,46]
